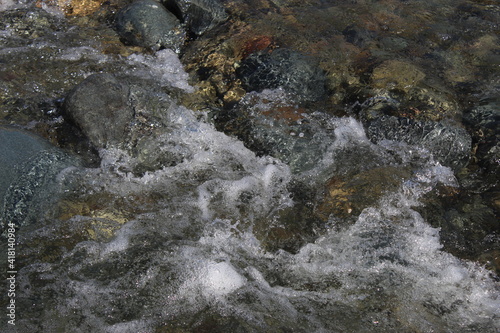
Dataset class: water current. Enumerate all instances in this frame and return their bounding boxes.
[0,0,499,332]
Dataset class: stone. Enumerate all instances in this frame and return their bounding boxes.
[236,48,328,103]
[36,0,105,16]
[115,0,185,51]
[315,166,412,220]
[163,0,228,36]
[371,60,425,92]
[365,116,471,172]
[0,127,77,234]
[63,73,134,148]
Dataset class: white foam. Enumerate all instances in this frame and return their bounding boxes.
[201,261,246,297]
[105,320,152,333]
[332,117,370,146]
[127,49,195,92]
[57,46,105,62]
[0,0,23,11]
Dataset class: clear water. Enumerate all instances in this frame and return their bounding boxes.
[1,0,499,332]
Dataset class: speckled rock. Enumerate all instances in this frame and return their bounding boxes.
[115,0,185,51]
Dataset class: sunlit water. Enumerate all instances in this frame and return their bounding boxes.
[1,0,499,332]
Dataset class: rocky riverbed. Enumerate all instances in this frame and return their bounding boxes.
[1,0,499,332]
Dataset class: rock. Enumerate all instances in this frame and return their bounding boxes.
[37,0,105,16]
[236,48,327,103]
[63,73,134,148]
[215,91,329,173]
[115,0,185,51]
[163,0,228,36]
[365,116,471,172]
[315,166,412,220]
[463,99,500,175]
[343,24,376,48]
[371,60,425,92]
[0,127,77,234]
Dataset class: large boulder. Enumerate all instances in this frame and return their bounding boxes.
[63,73,134,148]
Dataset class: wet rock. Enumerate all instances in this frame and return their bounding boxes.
[63,73,134,148]
[315,166,412,220]
[416,186,499,276]
[463,98,500,182]
[215,91,329,173]
[371,60,425,92]
[163,0,228,36]
[115,0,185,51]
[343,24,376,48]
[38,0,106,16]
[130,135,185,175]
[0,127,77,234]
[365,116,471,172]
[236,48,327,103]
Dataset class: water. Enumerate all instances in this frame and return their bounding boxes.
[1,0,499,332]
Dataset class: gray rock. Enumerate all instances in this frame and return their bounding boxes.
[163,0,228,35]
[116,0,185,51]
[63,73,134,148]
[236,48,327,103]
[0,127,77,234]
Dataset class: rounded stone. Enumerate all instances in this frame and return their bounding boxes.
[115,0,185,51]
[63,73,134,148]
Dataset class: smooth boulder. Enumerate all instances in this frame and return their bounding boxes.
[63,73,134,148]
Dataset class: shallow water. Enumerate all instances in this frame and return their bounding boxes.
[1,0,499,332]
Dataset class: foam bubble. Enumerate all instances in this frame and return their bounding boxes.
[201,261,246,297]
[127,49,195,92]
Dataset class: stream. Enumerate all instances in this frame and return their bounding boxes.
[1,0,499,332]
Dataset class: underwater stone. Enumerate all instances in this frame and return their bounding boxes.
[236,48,327,103]
[0,127,76,234]
[115,0,185,51]
[366,116,471,171]
[63,73,134,148]
[371,60,425,92]
[163,0,228,36]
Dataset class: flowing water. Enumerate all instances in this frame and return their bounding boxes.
[0,0,499,332]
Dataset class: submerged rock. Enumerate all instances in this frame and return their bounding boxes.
[316,166,412,220]
[115,0,185,51]
[163,0,228,36]
[0,127,77,234]
[371,60,425,92]
[365,116,471,172]
[236,48,327,103]
[63,73,134,149]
